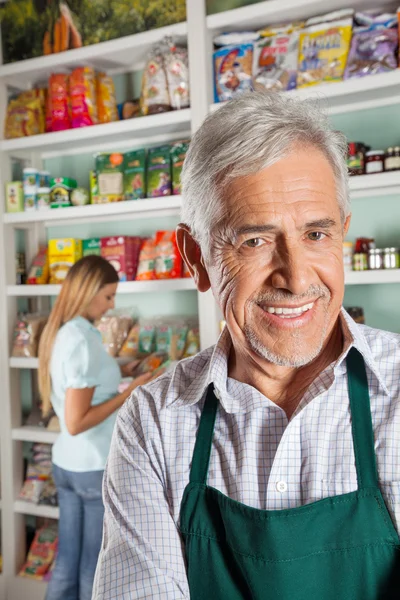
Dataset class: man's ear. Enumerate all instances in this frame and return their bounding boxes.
[176,224,211,293]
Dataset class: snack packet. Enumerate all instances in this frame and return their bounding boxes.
[146,146,171,197]
[118,323,140,358]
[69,67,98,128]
[132,351,169,376]
[12,313,48,358]
[344,12,398,79]
[164,38,190,110]
[136,238,157,281]
[183,326,201,358]
[124,149,146,200]
[97,312,133,357]
[170,140,189,195]
[49,74,71,131]
[97,72,119,124]
[154,230,182,280]
[141,44,171,115]
[4,93,44,139]
[19,524,58,580]
[214,43,253,103]
[298,10,354,87]
[138,321,156,357]
[253,23,303,92]
[27,247,49,285]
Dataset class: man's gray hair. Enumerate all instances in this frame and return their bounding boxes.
[181,90,350,249]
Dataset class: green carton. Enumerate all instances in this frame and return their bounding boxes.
[171,140,189,195]
[83,238,101,257]
[146,146,171,198]
[124,149,146,200]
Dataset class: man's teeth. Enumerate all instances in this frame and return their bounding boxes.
[263,302,314,317]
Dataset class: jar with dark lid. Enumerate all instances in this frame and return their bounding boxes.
[383,247,400,269]
[368,248,383,270]
[365,150,385,174]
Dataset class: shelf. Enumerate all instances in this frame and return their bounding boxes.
[0,21,187,88]
[7,278,197,297]
[211,71,400,116]
[348,172,400,199]
[9,577,46,600]
[3,196,183,226]
[12,427,59,444]
[0,109,191,158]
[345,270,400,285]
[14,500,59,520]
[207,0,390,32]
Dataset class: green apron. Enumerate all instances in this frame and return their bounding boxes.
[180,348,400,599]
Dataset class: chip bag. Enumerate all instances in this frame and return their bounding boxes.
[136,238,157,281]
[154,230,182,280]
[49,73,71,131]
[69,67,98,128]
[97,72,118,124]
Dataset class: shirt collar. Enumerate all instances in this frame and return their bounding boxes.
[170,308,389,413]
[70,315,99,333]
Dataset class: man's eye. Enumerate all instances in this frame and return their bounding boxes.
[244,238,264,248]
[308,231,326,241]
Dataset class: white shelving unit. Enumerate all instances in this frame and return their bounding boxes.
[0,1,399,599]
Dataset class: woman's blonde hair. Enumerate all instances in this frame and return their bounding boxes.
[38,255,119,416]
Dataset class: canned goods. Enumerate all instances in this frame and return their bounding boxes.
[353,253,368,271]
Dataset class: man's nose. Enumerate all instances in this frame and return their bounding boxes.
[270,242,314,297]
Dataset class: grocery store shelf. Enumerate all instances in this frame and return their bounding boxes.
[0,109,191,157]
[7,278,197,297]
[211,71,400,116]
[12,427,59,444]
[345,270,400,285]
[9,357,39,369]
[0,21,187,88]
[207,0,382,32]
[9,577,46,600]
[3,195,183,226]
[14,500,59,520]
[349,171,400,199]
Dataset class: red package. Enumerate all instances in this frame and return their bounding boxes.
[49,74,71,131]
[101,236,141,282]
[69,67,98,128]
[154,230,182,280]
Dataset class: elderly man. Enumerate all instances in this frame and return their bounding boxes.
[93,91,400,599]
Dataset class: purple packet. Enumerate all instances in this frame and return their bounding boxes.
[344,27,398,79]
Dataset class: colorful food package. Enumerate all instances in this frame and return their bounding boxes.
[37,188,51,210]
[141,44,171,115]
[6,182,24,212]
[49,74,71,131]
[164,39,190,110]
[89,170,99,204]
[97,313,133,357]
[171,140,189,195]
[100,236,142,281]
[50,177,77,208]
[297,10,353,87]
[136,238,157,281]
[146,146,171,197]
[183,326,201,358]
[4,91,44,139]
[253,23,303,92]
[124,149,146,200]
[154,230,182,279]
[27,247,49,285]
[12,313,48,358]
[48,238,82,284]
[97,72,119,124]
[132,351,169,376]
[69,67,98,128]
[344,12,398,79]
[82,238,101,257]
[213,43,253,103]
[19,524,58,580]
[118,323,140,358]
[96,153,124,202]
[155,319,189,361]
[138,321,156,357]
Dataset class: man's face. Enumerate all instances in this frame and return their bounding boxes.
[206,147,350,368]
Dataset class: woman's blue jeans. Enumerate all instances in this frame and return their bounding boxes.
[45,464,104,600]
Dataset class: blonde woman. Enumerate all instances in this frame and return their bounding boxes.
[39,255,151,600]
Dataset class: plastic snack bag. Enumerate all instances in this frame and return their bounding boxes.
[27,247,49,285]
[97,312,133,357]
[136,238,157,281]
[141,44,171,115]
[213,43,253,103]
[97,72,119,124]
[124,149,146,200]
[154,230,182,280]
[118,323,140,358]
[344,12,398,79]
[19,524,58,580]
[146,146,171,197]
[171,140,189,195]
[253,23,304,92]
[69,67,98,128]
[298,10,354,87]
[164,38,190,110]
[12,313,48,358]
[132,351,169,376]
[49,74,71,131]
[183,326,201,358]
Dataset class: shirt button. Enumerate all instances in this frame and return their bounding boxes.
[276,481,288,493]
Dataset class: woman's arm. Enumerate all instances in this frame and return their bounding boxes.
[64,372,152,436]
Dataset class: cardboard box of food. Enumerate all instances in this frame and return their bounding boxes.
[48,238,82,284]
[100,236,142,281]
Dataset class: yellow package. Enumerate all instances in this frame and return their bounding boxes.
[48,238,82,284]
[96,73,119,124]
[297,10,353,88]
[4,91,45,139]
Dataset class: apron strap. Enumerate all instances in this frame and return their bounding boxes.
[189,384,219,485]
[346,347,379,490]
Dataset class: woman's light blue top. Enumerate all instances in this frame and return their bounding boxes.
[50,316,121,472]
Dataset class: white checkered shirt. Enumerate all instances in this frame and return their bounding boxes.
[93,310,400,599]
